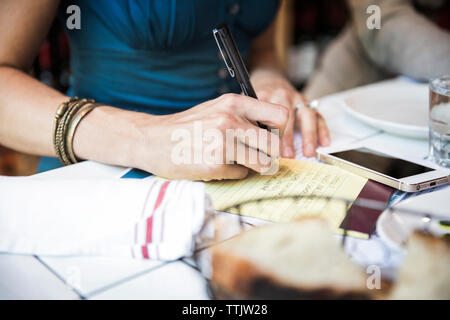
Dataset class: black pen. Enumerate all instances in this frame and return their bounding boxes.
[213,24,268,130]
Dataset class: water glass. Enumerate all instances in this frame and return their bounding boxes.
[429,76,450,168]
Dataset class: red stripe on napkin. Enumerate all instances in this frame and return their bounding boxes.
[134,182,157,244]
[141,181,171,259]
[141,245,149,259]
[145,181,170,244]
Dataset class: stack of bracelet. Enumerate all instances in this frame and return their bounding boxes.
[53,97,98,166]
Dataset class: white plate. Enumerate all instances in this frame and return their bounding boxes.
[377,187,450,251]
[341,81,429,139]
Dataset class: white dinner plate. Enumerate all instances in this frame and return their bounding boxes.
[377,187,450,251]
[341,80,429,139]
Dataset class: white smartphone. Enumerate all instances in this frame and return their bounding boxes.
[317,146,449,192]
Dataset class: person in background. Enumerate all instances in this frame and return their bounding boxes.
[304,0,450,99]
[0,0,330,181]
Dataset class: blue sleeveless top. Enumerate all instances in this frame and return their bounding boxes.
[40,0,279,172]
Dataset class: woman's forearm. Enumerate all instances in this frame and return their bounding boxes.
[72,103,146,169]
[0,65,146,168]
[0,66,66,156]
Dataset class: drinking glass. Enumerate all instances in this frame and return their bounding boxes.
[428,76,450,168]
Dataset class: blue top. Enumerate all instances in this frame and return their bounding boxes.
[40,0,279,172]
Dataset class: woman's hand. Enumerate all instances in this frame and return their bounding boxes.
[251,69,330,158]
[132,94,289,181]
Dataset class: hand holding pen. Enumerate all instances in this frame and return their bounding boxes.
[213,24,330,158]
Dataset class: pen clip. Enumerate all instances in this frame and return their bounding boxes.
[213,29,235,78]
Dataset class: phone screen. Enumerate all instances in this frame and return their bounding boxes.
[330,148,434,179]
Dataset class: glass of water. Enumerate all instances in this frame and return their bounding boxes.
[429,76,450,168]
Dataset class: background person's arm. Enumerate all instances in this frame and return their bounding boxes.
[304,26,388,100]
[348,0,450,80]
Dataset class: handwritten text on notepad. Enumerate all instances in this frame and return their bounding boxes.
[205,159,367,231]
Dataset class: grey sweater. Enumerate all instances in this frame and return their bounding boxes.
[304,0,450,99]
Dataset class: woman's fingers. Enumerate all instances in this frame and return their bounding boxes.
[222,126,278,174]
[220,94,289,136]
[317,114,331,147]
[280,108,295,158]
[297,106,318,157]
[201,164,249,181]
[232,141,277,175]
[296,106,331,156]
[234,122,281,159]
[268,90,296,158]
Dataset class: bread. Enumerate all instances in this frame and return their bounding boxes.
[211,219,370,299]
[389,232,450,300]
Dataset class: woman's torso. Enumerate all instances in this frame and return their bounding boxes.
[60,0,279,114]
[39,0,279,172]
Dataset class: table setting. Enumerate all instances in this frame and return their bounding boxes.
[0,77,449,300]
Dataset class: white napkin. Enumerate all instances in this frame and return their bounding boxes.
[0,177,211,260]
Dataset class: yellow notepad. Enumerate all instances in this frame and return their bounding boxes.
[205,159,368,236]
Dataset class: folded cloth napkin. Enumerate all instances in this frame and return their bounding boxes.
[0,177,212,260]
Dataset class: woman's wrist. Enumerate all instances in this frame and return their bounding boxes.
[72,105,152,169]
